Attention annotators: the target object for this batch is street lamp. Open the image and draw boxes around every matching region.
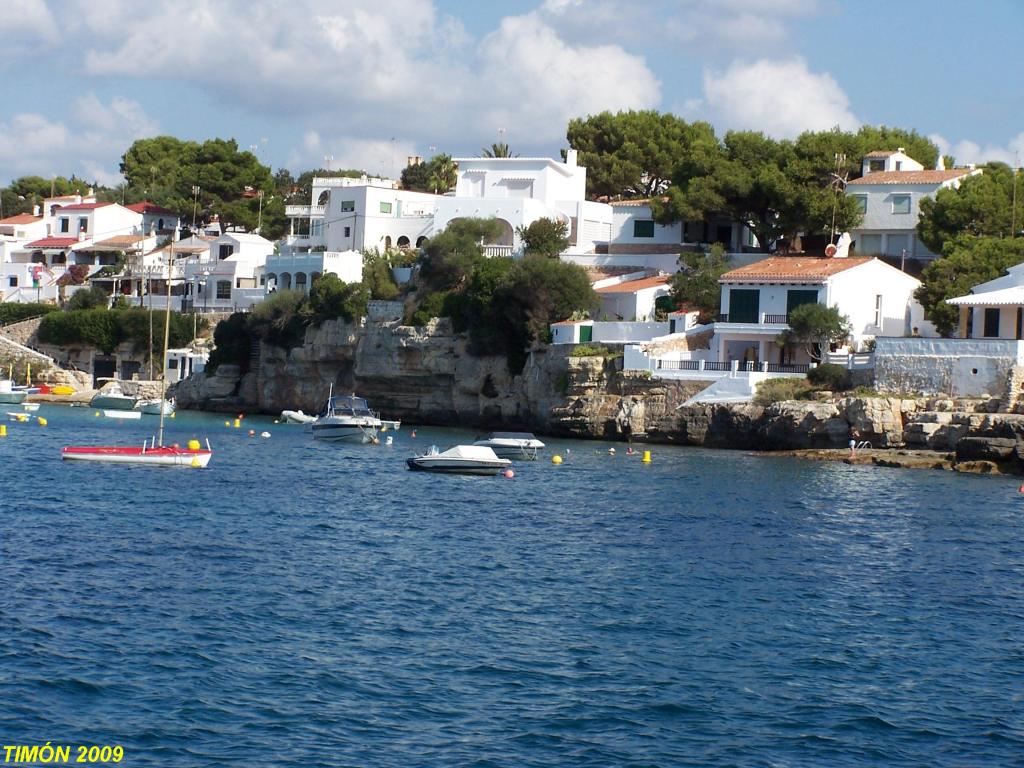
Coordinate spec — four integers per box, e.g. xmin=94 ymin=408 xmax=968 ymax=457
xmin=191 ymin=185 xmax=200 ymax=230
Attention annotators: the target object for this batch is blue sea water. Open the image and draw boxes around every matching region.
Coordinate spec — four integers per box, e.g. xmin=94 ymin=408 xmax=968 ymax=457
xmin=1 ymin=405 xmax=1023 ymax=766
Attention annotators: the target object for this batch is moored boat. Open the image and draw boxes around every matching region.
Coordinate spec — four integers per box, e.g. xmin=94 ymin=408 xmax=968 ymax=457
xmin=0 ymin=380 xmax=27 ymax=405
xmin=406 ymin=445 xmax=512 ymax=476
xmin=311 ymin=390 xmax=382 ymax=443
xmin=90 ymin=382 xmax=137 ymax=410
xmin=280 ymin=409 xmax=317 ymax=425
xmin=137 ymin=397 xmax=175 ymax=416
xmin=62 ymin=439 xmax=213 ymax=467
xmin=472 ymin=432 xmax=546 ymax=460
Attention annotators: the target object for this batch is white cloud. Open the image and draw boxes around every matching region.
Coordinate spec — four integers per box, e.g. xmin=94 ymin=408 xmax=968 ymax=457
xmin=931 ymin=132 xmax=1024 ymax=167
xmin=289 ymin=132 xmax=418 ymax=179
xmin=688 ymin=57 xmax=859 ymax=138
xmin=0 ymin=96 xmax=159 ymax=185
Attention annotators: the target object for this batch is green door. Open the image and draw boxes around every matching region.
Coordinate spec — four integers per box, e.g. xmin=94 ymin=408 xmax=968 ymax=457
xmin=786 ymin=289 xmax=819 ymax=315
xmin=729 ymin=289 xmax=760 ymax=323
xmin=579 ymin=325 xmax=593 ymax=343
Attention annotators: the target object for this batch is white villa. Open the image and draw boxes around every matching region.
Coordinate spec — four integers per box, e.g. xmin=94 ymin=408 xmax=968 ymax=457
xmin=847 ymin=149 xmax=981 ymax=261
xmin=946 ymin=262 xmax=1024 ymax=339
xmin=180 ymin=232 xmax=272 ymax=312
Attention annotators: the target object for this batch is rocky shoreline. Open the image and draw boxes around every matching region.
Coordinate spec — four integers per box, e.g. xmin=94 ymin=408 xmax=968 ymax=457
xmin=170 ymin=318 xmax=1024 ymax=475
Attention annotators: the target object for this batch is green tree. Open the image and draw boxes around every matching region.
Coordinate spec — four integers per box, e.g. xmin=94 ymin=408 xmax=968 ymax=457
xmin=418 ymin=218 xmax=503 ymax=291
xmin=362 ymin=258 xmax=400 ymax=301
xmin=308 ymin=274 xmax=369 ymax=323
xmin=854 ymin=125 xmax=939 ymax=170
xmin=67 ymin=286 xmax=110 ymax=310
xmin=776 ymin=303 xmax=851 ymax=363
xmin=655 ymin=130 xmax=803 ymax=253
xmin=516 ymin=217 xmax=570 ymax=258
xmin=566 ymin=110 xmax=717 ymax=199
xmin=481 ymin=143 xmax=517 ymax=158
xmin=668 ymin=244 xmax=729 ymax=320
xmin=914 ymin=235 xmax=1024 ymax=336
xmin=918 ymin=163 xmax=1019 ymax=253
xmin=2 ymin=175 xmax=101 ymax=217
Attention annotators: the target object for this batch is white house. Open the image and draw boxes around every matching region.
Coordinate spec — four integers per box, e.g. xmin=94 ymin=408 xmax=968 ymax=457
xmin=846 ymin=149 xmax=981 ymax=260
xmin=180 ymin=232 xmax=272 ymax=312
xmin=946 ymin=262 xmax=1024 ymax=339
xmin=0 ymin=213 xmax=48 ymax=301
xmin=433 ymin=150 xmax=613 ymax=256
xmin=594 ymin=273 xmax=671 ymax=322
xmin=712 ymin=255 xmax=927 ymax=364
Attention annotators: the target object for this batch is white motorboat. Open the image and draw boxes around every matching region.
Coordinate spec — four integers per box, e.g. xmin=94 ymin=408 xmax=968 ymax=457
xmin=137 ymin=398 xmax=175 ymax=416
xmin=280 ymin=409 xmax=317 ymax=425
xmin=104 ymin=409 xmax=142 ymax=420
xmin=0 ymin=380 xmax=27 ymax=405
xmin=472 ymin=431 xmax=546 ymax=460
xmin=406 ymin=445 xmax=512 ymax=476
xmin=90 ymin=382 xmax=137 ymax=410
xmin=311 ymin=390 xmax=382 ymax=443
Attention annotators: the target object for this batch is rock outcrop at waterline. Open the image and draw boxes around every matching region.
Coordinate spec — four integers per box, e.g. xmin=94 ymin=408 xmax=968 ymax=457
xmin=173 ymin=318 xmax=1024 ymax=472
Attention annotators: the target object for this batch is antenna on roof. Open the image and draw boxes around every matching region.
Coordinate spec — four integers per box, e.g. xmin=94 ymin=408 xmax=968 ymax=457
xmin=829 ymin=153 xmax=849 ymax=247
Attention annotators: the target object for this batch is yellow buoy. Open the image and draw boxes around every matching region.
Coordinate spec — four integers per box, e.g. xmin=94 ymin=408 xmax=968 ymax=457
xmin=642 ymin=450 xmax=651 ymax=463
xmin=233 ymin=418 xmax=241 ymax=428
xmin=551 ymin=454 xmax=563 ymax=465
xmin=37 ymin=417 xmax=47 ymax=427
xmin=191 ymin=457 xmax=202 ymax=468
xmin=95 ymin=411 xmax=101 ymax=417
xmin=0 ymin=424 xmax=6 ymax=437
xmin=224 ymin=420 xmax=230 ymax=427
xmin=170 ymin=412 xmax=176 ymax=419
xmin=187 ymin=439 xmax=201 ymax=451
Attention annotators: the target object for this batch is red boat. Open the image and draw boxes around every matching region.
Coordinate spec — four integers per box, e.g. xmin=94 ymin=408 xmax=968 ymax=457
xmin=61 ymin=439 xmax=213 ymax=467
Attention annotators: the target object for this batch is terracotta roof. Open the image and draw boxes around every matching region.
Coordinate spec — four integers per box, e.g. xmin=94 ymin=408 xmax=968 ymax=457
xmin=848 ymin=169 xmax=975 ymax=185
xmin=58 ymin=201 xmax=114 ymax=211
xmin=595 ymin=275 xmax=671 ymax=293
xmin=0 ymin=214 xmax=42 ymax=225
xmin=584 ymin=266 xmax=646 ymax=281
xmin=864 ymin=150 xmax=898 ymax=157
xmin=125 ymin=201 xmax=176 ymax=215
xmin=721 ymin=256 xmax=874 ymax=283
xmin=24 ymin=236 xmax=79 ymax=248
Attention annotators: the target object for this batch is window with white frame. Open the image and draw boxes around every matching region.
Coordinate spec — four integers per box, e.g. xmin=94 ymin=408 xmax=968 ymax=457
xmin=892 ymin=195 xmax=911 ymax=214
xmin=379 ymin=201 xmax=392 ymax=214
xmin=78 ymin=217 xmax=88 ymax=232
xmin=874 ymin=294 xmax=883 ymax=327
xmin=853 ymin=195 xmax=867 ymax=214
xmin=859 ymin=234 xmax=883 ymax=254
xmin=59 ymin=218 xmax=69 ymax=233
xmin=340 ymin=200 xmax=355 ymax=212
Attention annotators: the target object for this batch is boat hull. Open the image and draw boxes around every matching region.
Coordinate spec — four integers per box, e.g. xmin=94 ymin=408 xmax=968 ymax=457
xmin=0 ymin=392 xmax=27 ymax=404
xmin=61 ymin=446 xmax=213 ymax=467
xmin=90 ymin=395 xmax=137 ymax=410
xmin=405 ymin=457 xmax=510 ymax=475
xmin=311 ymin=420 xmax=380 ymax=443
xmin=138 ymin=399 xmax=175 ymax=416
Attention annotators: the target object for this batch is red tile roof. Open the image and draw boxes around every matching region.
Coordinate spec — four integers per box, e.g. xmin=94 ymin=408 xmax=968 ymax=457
xmin=24 ymin=237 xmax=79 ymax=248
xmin=125 ymin=201 xmax=176 ymax=215
xmin=58 ymin=201 xmax=114 ymax=211
xmin=848 ymin=169 xmax=975 ymax=185
xmin=721 ymin=256 xmax=873 ymax=283
xmin=0 ymin=214 xmax=42 ymax=225
xmin=595 ymin=275 xmax=671 ymax=293
xmin=92 ymin=235 xmax=146 ymax=249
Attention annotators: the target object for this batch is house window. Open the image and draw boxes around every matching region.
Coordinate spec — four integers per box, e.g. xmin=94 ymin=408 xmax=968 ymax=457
xmin=79 ymin=217 xmax=88 ymax=232
xmin=633 ymin=220 xmax=655 ymax=238
xmin=892 ymin=195 xmax=911 ymax=214
xmin=216 ymin=280 xmax=231 ymax=299
xmin=869 ymin=159 xmax=885 ymax=172
xmin=874 ymin=294 xmax=883 ymax=327
xmin=343 ymin=226 xmax=351 ymax=237
xmin=895 ymin=161 xmax=902 ymax=171
xmin=8 ymin=276 xmax=17 ymax=287
xmin=158 ymin=218 xmax=164 ymax=229
xmin=886 ymin=234 xmax=909 ymax=258
xmin=728 ymin=288 xmax=760 ymax=323
xmin=859 ymin=234 xmax=883 ymax=254
xmin=219 ymin=244 xmax=234 ymax=259
xmin=340 ymin=200 xmax=355 ymax=212
xmin=786 ymin=289 xmax=818 ymax=315
xmin=379 ymin=202 xmax=392 ymax=214
xmin=983 ymin=308 xmax=1000 ymax=338
xmin=60 ymin=218 xmax=69 ymax=233
xmin=853 ymin=195 xmax=867 ymax=214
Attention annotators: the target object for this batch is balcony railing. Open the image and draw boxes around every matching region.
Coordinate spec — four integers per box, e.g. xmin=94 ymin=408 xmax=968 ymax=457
xmin=483 ymin=244 xmax=514 ymax=258
xmin=656 ymin=359 xmax=703 ymax=371
xmin=285 ymin=205 xmax=326 ymax=217
xmin=716 ymin=312 xmax=791 ymax=324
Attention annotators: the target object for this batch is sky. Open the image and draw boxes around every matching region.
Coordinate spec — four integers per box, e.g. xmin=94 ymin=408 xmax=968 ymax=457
xmin=1 ymin=0 xmax=1022 ymax=187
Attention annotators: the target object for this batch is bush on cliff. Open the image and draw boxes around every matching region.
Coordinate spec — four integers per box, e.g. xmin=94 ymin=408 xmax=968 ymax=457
xmin=206 ymin=312 xmax=253 ymax=374
xmin=806 ymin=362 xmax=852 ymax=391
xmin=249 ymin=289 xmax=311 ymax=349
xmin=67 ymin=286 xmax=111 ymax=310
xmin=0 ymin=302 xmax=59 ymax=325
xmin=408 ymin=291 xmax=450 ymax=326
xmin=36 ymin=307 xmax=199 ymax=355
xmin=309 ymin=274 xmax=369 ymax=324
xmin=418 ymin=218 xmax=501 ymax=292
xmin=753 ymin=377 xmax=814 ymax=406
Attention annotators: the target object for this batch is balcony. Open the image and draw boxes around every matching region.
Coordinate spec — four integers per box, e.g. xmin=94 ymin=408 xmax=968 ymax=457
xmin=285 ymin=205 xmax=326 ymax=217
xmin=716 ymin=312 xmax=791 ymax=325
xmin=483 ymin=244 xmax=515 ymax=258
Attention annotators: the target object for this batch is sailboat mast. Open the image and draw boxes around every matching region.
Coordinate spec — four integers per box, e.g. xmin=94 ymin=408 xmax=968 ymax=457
xmin=157 ymin=232 xmax=175 ymax=447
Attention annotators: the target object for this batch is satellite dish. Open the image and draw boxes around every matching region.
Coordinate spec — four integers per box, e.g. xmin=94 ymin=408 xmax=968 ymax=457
xmin=825 ymin=244 xmax=838 ymax=257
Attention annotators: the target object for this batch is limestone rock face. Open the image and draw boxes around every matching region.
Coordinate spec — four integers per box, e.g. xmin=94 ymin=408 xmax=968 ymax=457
xmin=838 ymin=397 xmax=906 ymax=447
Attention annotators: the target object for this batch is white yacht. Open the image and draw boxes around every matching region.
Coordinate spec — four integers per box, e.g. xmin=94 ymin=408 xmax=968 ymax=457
xmin=406 ymin=445 xmax=512 ymax=475
xmin=472 ymin=432 xmax=546 ymax=460
xmin=311 ymin=392 xmax=382 ymax=443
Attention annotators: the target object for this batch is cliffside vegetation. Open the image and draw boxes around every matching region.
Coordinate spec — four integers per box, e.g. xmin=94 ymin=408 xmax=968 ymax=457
xmin=0 ymin=302 xmax=59 ymax=325
xmin=37 ymin=307 xmax=204 ymax=356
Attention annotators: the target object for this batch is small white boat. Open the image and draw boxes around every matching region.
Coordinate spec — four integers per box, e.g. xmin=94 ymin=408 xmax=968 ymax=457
xmin=280 ymin=409 xmax=317 ymax=425
xmin=62 ymin=438 xmax=213 ymax=467
xmin=406 ymin=445 xmax=512 ymax=476
xmin=472 ymin=432 xmax=546 ymax=460
xmin=21 ymin=403 xmax=40 ymax=412
xmin=311 ymin=390 xmax=382 ymax=443
xmin=380 ymin=419 xmax=401 ymax=431
xmin=6 ymin=411 xmax=32 ymax=422
xmin=137 ymin=398 xmax=175 ymax=416
xmin=104 ymin=409 xmax=142 ymax=420
xmin=0 ymin=380 xmax=27 ymax=405
xmin=90 ymin=382 xmax=137 ymax=410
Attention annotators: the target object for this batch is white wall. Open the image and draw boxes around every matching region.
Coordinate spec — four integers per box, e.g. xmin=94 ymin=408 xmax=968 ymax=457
xmin=874 ymin=337 xmax=1024 ymax=397
xmin=611 ymin=204 xmax=682 ymax=246
xmin=828 ymin=259 xmax=921 ymax=342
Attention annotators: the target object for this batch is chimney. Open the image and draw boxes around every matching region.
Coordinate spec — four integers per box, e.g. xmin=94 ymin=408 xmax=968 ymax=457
xmin=565 ymin=149 xmax=578 ymax=167
xmin=897 ymin=147 xmax=905 ymax=153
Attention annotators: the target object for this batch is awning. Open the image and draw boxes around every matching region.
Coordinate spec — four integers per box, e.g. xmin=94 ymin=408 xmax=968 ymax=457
xmin=946 ymin=286 xmax=1024 ymax=306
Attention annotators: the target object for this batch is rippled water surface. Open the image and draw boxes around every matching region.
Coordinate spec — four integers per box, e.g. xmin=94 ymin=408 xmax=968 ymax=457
xmin=1 ymin=406 xmax=1023 ymax=766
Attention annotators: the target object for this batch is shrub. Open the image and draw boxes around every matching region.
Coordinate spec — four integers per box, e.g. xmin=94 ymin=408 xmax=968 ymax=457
xmin=249 ymin=289 xmax=311 ymax=348
xmin=409 ymin=291 xmax=449 ymax=326
xmin=807 ymin=362 xmax=852 ymax=391
xmin=753 ymin=377 xmax=814 ymax=406
xmin=206 ymin=312 xmax=253 ymax=374
xmin=570 ymin=344 xmax=621 ymax=358
xmin=38 ymin=308 xmax=121 ymax=353
xmin=309 ymin=275 xmax=368 ymax=323
xmin=67 ymin=286 xmax=110 ymax=310
xmin=362 ymin=259 xmax=400 ymax=301
xmin=0 ymin=303 xmax=59 ymax=325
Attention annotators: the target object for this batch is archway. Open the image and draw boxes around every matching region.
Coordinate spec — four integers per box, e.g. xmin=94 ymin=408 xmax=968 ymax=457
xmin=279 ymin=271 xmax=292 ymax=290
xmin=316 ymin=191 xmax=330 ymax=206
xmin=416 ymin=236 xmax=428 ymax=247
xmin=294 ymin=272 xmax=308 ymax=293
xmin=396 ymin=235 xmax=410 ymax=248
xmin=384 ymin=236 xmax=392 ymax=249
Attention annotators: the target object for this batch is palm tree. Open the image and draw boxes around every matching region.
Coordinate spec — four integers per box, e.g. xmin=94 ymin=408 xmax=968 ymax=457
xmin=480 ymin=142 xmax=517 ymax=158
xmin=427 ymin=154 xmax=458 ymax=194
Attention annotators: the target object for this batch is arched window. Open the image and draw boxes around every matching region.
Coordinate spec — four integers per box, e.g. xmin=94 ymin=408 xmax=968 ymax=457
xmin=384 ymin=236 xmax=392 ymax=248
xmin=396 ymin=236 xmax=410 ymax=248
xmin=157 ymin=218 xmax=164 ymax=230
xmin=416 ymin=236 xmax=428 ymax=247
xmin=317 ymin=191 xmax=330 ymax=206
